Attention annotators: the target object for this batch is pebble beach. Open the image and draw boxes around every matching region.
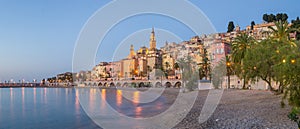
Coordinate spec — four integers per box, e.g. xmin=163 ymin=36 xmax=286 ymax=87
xmin=172 ymin=89 xmax=297 ymax=129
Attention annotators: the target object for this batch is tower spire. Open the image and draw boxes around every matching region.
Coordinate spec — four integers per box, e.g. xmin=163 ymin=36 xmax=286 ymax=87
xmin=152 ymin=26 xmax=154 ymax=33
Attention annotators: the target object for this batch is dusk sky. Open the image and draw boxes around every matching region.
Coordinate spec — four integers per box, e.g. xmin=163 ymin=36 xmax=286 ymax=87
xmin=0 ymin=0 xmax=299 ymax=82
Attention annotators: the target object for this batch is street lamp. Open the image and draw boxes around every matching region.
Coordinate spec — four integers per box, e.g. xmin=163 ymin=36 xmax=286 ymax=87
xmin=226 ymin=61 xmax=231 ymax=89
xmin=282 ymin=59 xmax=286 ymax=63
xmin=291 ymin=59 xmax=296 ymax=64
xmin=135 ymin=70 xmax=138 ymax=79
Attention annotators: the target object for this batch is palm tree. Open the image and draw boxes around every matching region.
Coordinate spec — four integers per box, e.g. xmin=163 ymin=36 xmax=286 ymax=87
xmin=231 ymin=33 xmax=255 ymax=89
xmin=232 ymin=33 xmax=255 ymax=63
xmin=268 ymin=20 xmax=297 ymax=47
xmin=177 ymin=56 xmax=198 ymax=91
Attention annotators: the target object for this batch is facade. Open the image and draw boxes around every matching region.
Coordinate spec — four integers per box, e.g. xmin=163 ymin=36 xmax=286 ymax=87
xmin=56 ymin=72 xmax=73 ymax=83
xmin=111 ymin=61 xmax=123 ymax=80
xmin=49 ymin=20 xmax=300 ymax=90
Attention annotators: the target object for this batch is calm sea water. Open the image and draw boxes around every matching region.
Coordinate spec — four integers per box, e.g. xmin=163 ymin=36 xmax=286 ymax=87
xmin=0 ymin=88 xmax=170 ymax=129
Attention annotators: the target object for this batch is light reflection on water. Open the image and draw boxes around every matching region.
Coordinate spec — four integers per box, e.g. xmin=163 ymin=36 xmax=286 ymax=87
xmin=0 ymin=88 xmax=100 ymax=129
xmin=93 ymin=88 xmax=169 ymax=118
xmin=116 ymin=89 xmax=122 ymax=107
xmin=0 ymin=88 xmax=174 ymax=129
xmin=101 ymin=89 xmax=106 ymax=110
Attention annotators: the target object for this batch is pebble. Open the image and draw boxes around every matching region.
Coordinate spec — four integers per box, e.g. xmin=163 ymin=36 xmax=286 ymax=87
xmin=172 ymin=90 xmax=298 ymax=128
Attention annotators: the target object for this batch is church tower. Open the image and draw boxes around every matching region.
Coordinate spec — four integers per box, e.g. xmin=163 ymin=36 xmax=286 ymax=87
xmin=149 ymin=27 xmax=156 ymax=50
xmin=129 ymin=44 xmax=135 ymax=59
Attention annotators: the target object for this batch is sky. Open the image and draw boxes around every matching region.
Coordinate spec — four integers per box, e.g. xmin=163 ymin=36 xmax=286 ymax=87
xmin=0 ymin=0 xmax=299 ymax=82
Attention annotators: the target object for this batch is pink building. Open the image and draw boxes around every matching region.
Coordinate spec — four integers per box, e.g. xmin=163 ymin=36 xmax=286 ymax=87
xmin=209 ymin=33 xmax=231 ymax=67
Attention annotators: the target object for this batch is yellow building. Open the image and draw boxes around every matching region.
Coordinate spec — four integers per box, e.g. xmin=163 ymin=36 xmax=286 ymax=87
xmin=122 ymin=44 xmax=138 ymax=79
xmin=162 ymin=53 xmax=175 ymax=71
xmin=136 ymin=46 xmax=148 ymax=76
xmin=112 ymin=61 xmax=123 ymax=79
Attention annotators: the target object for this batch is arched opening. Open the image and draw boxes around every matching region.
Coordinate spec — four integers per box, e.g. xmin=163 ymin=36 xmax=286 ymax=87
xmin=165 ymin=82 xmax=172 ymax=88
xmin=110 ymin=82 xmax=115 ymax=87
xmin=174 ymin=82 xmax=182 ymax=88
xmin=130 ymin=83 xmax=137 ymax=88
xmin=98 ymin=83 xmax=103 ymax=87
xmin=122 ymin=82 xmax=128 ymax=87
xmin=116 ymin=83 xmax=121 ymax=87
xmin=84 ymin=83 xmax=88 ymax=86
xmin=155 ymin=82 xmax=162 ymax=87
xmin=147 ymin=82 xmax=153 ymax=87
xmin=93 ymin=83 xmax=97 ymax=86
xmin=103 ymin=82 xmax=107 ymax=87
xmin=138 ymin=82 xmax=145 ymax=88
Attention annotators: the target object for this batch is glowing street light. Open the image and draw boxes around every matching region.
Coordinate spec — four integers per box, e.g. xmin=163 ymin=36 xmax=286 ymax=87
xmin=226 ymin=61 xmax=231 ymax=89
xmin=226 ymin=62 xmax=231 ymax=66
xmin=291 ymin=59 xmax=296 ymax=64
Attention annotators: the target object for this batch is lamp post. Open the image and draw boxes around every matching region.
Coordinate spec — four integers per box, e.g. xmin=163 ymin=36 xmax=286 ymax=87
xmin=135 ymin=70 xmax=138 ymax=80
xmin=226 ymin=62 xmax=231 ymax=89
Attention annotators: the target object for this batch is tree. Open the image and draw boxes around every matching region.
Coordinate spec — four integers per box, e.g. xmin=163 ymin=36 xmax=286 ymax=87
xmin=174 ymin=62 xmax=179 ymax=70
xmin=263 ymin=14 xmax=269 ymax=22
xmin=267 ymin=21 xmax=299 ymax=93
xmin=227 ymin=21 xmax=235 ymax=33
xmin=177 ymin=56 xmax=198 ymax=91
xmin=232 ymin=21 xmax=300 ymax=126
xmin=199 ymin=47 xmax=211 ymax=80
xmin=282 ymin=13 xmax=288 ymax=21
xmin=268 ymin=20 xmax=296 ymax=47
xmin=163 ymin=62 xmax=170 ymax=79
xmin=251 ymin=21 xmax=255 ymax=30
xmin=291 ymin=17 xmax=300 ymax=40
xmin=279 ymin=41 xmax=300 ymax=127
xmin=276 ymin=13 xmax=283 ymax=21
xmin=288 ymin=107 xmax=300 ymax=128
xmin=231 ymin=33 xmax=255 ymax=89
xmin=268 ymin=14 xmax=276 ymax=23
xmin=242 ymin=39 xmax=276 ymax=91
xmin=239 ymin=20 xmax=296 ymax=91
xmin=263 ymin=13 xmax=288 ymax=23
xmin=211 ymin=57 xmax=227 ymax=89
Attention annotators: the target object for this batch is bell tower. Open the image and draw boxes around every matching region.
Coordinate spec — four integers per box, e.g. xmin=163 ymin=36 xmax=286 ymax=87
xmin=129 ymin=44 xmax=135 ymax=58
xmin=149 ymin=27 xmax=156 ymax=50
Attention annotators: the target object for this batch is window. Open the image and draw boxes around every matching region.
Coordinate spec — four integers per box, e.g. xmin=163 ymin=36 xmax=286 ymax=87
xmin=221 ymin=49 xmax=224 ymax=54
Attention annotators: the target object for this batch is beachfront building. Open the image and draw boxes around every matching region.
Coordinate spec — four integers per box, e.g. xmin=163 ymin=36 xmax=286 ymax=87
xmin=92 ymin=62 xmax=110 ymax=80
xmin=136 ymin=46 xmax=148 ymax=78
xmin=111 ymin=61 xmax=123 ymax=80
